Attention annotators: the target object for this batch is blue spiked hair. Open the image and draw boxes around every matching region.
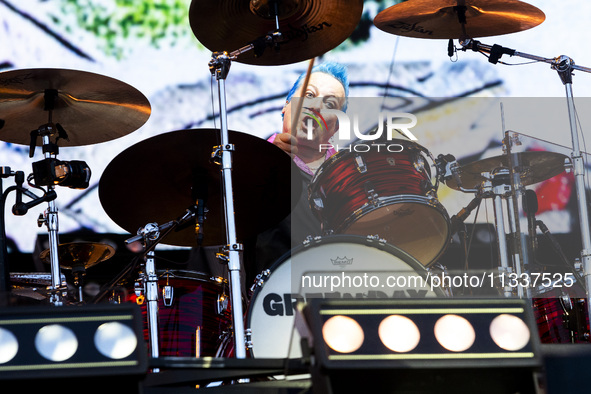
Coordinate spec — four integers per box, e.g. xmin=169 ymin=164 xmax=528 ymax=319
xmin=285 ymin=61 xmax=349 ymax=112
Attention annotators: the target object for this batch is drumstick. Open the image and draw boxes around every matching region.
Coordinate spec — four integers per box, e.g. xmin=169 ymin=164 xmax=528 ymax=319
xmin=291 ymin=57 xmax=315 ymax=136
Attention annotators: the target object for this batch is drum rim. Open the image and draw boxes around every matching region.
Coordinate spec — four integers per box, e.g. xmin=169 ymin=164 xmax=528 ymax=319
xmin=246 ymin=234 xmax=447 ymax=356
xmin=337 ymin=194 xmax=451 ymax=267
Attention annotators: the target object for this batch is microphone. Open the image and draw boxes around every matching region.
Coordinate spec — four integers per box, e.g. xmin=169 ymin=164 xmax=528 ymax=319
xmin=450 ymin=196 xmax=482 ymax=234
xmin=522 ymin=189 xmax=538 ymax=253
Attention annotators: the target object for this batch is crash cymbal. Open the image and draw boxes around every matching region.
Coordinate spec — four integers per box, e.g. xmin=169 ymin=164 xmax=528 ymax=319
xmin=445 ymin=151 xmax=569 ymax=190
xmin=374 ymin=0 xmax=545 ymax=39
xmin=0 ymin=68 xmax=151 ymax=146
xmin=98 ymin=129 xmax=302 ymax=247
xmin=39 ymin=242 xmax=115 ymax=270
xmin=189 ymin=0 xmax=363 ymax=65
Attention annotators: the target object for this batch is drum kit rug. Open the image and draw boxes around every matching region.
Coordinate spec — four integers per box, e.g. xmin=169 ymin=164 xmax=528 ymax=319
xmin=1 ymin=0 xmax=590 ymax=364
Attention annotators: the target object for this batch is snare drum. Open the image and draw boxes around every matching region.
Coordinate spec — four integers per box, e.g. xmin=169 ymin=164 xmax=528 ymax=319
xmin=126 ymin=270 xmax=232 ymax=357
xmin=309 ymin=141 xmax=450 ymax=267
xmin=245 ymin=235 xmax=444 ymax=359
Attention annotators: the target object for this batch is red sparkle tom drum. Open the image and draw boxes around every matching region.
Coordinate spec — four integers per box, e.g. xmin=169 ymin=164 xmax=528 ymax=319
xmin=309 ymin=140 xmax=450 ymax=267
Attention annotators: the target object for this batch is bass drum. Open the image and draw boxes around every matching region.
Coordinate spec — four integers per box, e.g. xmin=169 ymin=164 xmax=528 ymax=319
xmin=245 ymin=235 xmax=444 ymax=359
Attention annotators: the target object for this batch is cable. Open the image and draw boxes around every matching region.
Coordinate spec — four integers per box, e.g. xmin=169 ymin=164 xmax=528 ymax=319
xmin=381 ymin=35 xmax=400 ymax=112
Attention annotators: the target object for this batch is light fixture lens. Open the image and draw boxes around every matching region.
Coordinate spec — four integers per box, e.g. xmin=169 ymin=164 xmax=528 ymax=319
xmin=434 ymin=314 xmax=475 ymax=352
xmin=490 ymin=314 xmax=531 ymax=351
xmin=35 ymin=324 xmax=78 ymax=362
xmin=379 ymin=315 xmax=420 ymax=352
xmin=0 ymin=327 xmax=18 ymax=364
xmin=322 ymin=315 xmax=364 ymax=353
xmin=94 ymin=322 xmax=138 ymax=359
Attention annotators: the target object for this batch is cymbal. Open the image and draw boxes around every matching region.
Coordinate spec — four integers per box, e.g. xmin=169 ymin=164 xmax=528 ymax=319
xmin=374 ymin=0 xmax=545 ymax=39
xmin=40 ymin=242 xmax=115 ymax=270
xmin=98 ymin=129 xmax=302 ymax=247
xmin=189 ymin=0 xmax=363 ymax=65
xmin=445 ymin=151 xmax=569 ymax=190
xmin=0 ymin=68 xmax=151 ymax=146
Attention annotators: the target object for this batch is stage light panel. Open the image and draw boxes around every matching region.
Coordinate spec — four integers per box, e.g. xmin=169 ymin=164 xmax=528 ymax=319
xmin=0 ymin=303 xmax=147 ymax=380
xmin=300 ymin=298 xmax=542 ymax=394
xmin=302 ymin=298 xmax=540 ymax=369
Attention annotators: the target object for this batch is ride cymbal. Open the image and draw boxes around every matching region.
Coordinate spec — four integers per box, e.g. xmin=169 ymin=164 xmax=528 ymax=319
xmin=99 ymin=129 xmax=302 ymax=247
xmin=374 ymin=0 xmax=545 ymax=39
xmin=444 ymin=151 xmax=569 ymax=190
xmin=0 ymin=68 xmax=151 ymax=146
xmin=189 ymin=0 xmax=363 ymax=65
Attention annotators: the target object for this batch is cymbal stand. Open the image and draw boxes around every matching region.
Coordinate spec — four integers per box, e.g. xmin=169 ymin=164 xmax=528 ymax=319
xmin=208 ymin=32 xmax=282 ymax=359
xmin=30 ymin=115 xmax=67 ymax=306
xmin=128 ymin=208 xmax=197 ymax=363
xmin=460 ymin=40 xmax=591 ymax=313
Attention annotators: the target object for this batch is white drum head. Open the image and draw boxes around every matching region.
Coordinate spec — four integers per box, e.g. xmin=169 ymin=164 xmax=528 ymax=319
xmin=247 ymin=235 xmax=443 ymax=359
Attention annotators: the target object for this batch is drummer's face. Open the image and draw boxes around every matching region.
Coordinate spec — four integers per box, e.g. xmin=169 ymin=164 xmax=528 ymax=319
xmin=282 ymin=72 xmax=346 ymax=149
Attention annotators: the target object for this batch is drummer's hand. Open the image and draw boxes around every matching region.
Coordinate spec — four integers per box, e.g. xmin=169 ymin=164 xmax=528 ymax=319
xmin=272 ymin=133 xmax=298 ymax=157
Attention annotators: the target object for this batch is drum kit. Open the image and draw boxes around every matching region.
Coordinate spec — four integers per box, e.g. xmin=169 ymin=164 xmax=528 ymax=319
xmin=1 ymin=0 xmax=590 ymax=369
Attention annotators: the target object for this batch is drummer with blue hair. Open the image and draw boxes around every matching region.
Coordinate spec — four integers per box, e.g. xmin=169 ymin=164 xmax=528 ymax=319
xmin=254 ymin=62 xmax=350 ymax=276
xmin=269 ymin=61 xmax=349 ymax=175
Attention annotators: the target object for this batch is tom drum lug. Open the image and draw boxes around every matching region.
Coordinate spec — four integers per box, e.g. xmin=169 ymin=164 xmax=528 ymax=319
xmin=354 ymin=154 xmax=367 ymax=173
xmin=245 ymin=328 xmax=253 ymax=350
xmin=217 ymin=293 xmax=229 ymax=315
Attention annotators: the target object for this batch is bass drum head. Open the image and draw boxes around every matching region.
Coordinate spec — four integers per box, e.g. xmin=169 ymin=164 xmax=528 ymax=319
xmin=246 ymin=235 xmax=444 ymax=359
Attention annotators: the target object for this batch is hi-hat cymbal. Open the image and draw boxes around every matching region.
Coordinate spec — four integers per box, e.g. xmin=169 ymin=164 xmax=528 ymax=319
xmin=189 ymin=0 xmax=363 ymax=65
xmin=374 ymin=0 xmax=545 ymax=39
xmin=445 ymin=151 xmax=569 ymax=190
xmin=0 ymin=68 xmax=151 ymax=146
xmin=98 ymin=129 xmax=302 ymax=247
xmin=39 ymin=242 xmax=115 ymax=270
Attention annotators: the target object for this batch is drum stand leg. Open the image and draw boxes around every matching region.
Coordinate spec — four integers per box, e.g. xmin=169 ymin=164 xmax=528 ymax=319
xmin=504 ymin=194 xmax=527 ymax=298
xmin=44 ymin=193 xmax=66 ymax=305
xmin=486 ymin=172 xmax=528 ymax=298
xmin=492 ymin=192 xmax=513 ymax=297
xmin=144 ymin=250 xmax=160 ymax=360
